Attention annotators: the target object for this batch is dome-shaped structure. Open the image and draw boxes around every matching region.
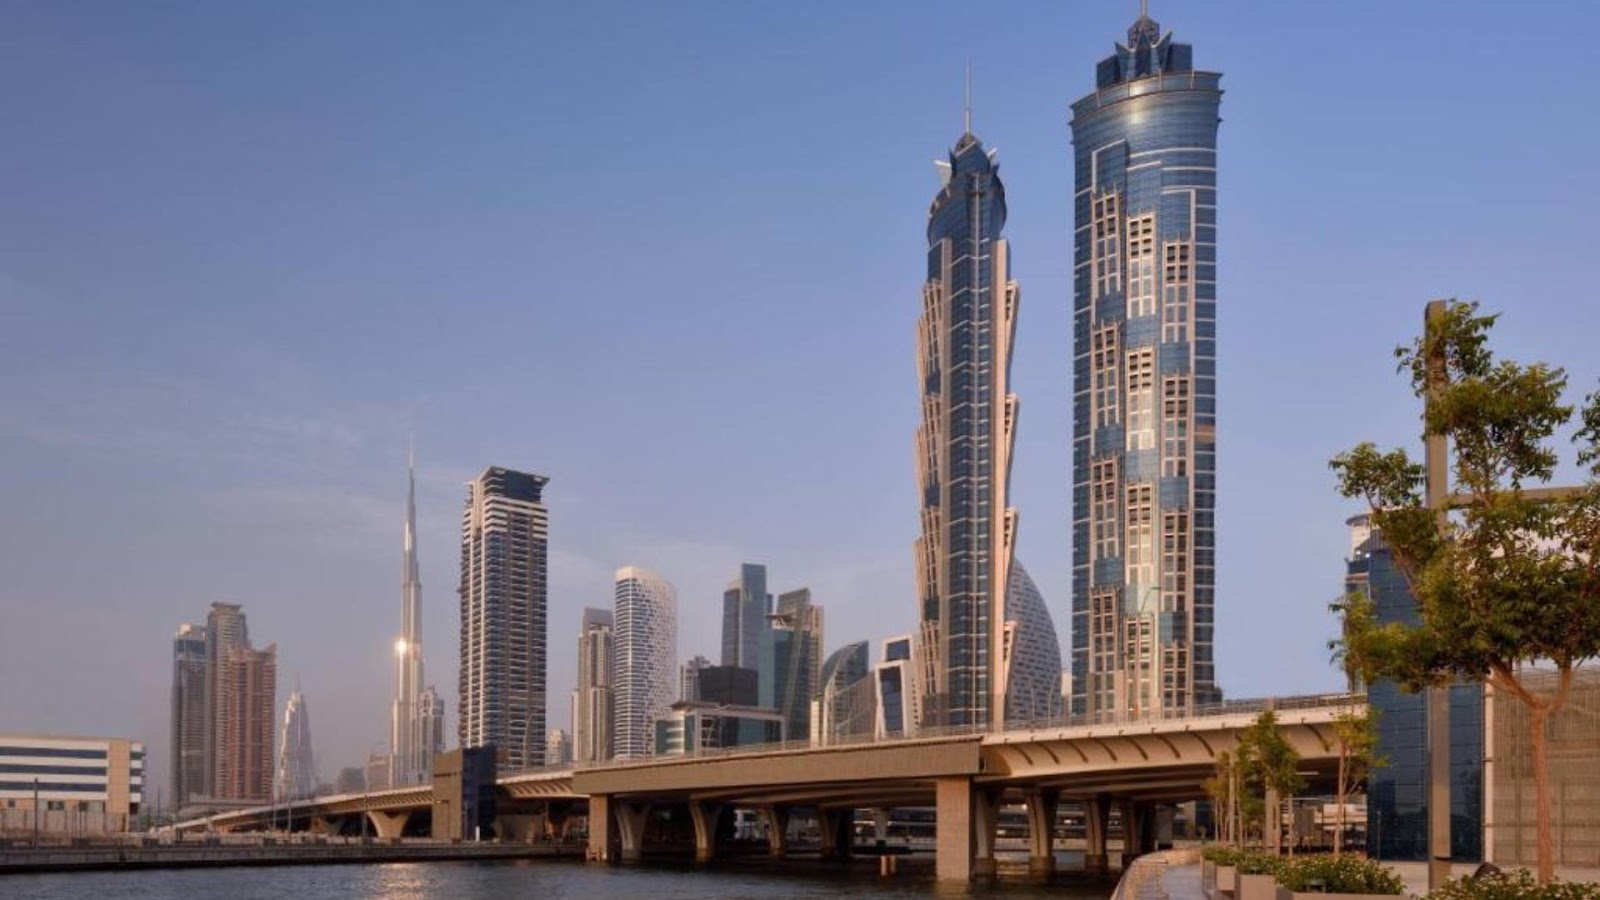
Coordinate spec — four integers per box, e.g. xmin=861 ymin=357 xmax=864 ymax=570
xmin=1005 ymin=560 xmax=1065 ymax=725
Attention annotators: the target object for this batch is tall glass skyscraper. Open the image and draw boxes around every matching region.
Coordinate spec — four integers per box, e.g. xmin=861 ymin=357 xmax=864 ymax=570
xmin=458 ymin=467 xmax=549 ymax=770
xmin=170 ymin=623 xmax=207 ymax=811
xmin=1070 ymin=9 xmax=1223 ymax=719
xmin=914 ymin=118 xmax=1020 ymax=731
xmin=613 ymin=567 xmax=677 ymax=760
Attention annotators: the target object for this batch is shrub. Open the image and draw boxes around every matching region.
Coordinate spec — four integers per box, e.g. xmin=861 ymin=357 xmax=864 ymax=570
xmin=1426 ymin=869 xmax=1600 ymax=900
xmin=1204 ymin=845 xmax=1245 ymax=866
xmin=1235 ymin=849 xmax=1286 ymax=876
xmin=1277 ymin=854 xmax=1404 ymax=895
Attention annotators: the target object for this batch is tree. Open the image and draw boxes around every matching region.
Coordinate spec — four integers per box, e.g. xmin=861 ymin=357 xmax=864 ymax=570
xmin=1330 ymin=300 xmax=1600 ymax=883
xmin=1204 ymin=749 xmax=1247 ymax=845
xmin=1329 ymin=706 xmax=1382 ymax=857
xmin=1236 ymin=710 xmax=1306 ymax=853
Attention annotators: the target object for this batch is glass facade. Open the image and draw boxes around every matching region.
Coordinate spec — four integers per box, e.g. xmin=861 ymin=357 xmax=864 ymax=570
xmin=1004 ymin=560 xmax=1065 ymax=723
xmin=1346 ymin=516 xmax=1483 ymax=861
xmin=915 ymin=125 xmax=1020 ymax=729
xmin=612 ymin=567 xmax=677 ymax=760
xmin=1070 ymin=12 xmax=1222 ymax=719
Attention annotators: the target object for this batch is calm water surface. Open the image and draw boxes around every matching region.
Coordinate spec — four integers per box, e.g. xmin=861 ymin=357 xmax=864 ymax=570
xmin=5 ymin=856 xmax=1119 ymax=899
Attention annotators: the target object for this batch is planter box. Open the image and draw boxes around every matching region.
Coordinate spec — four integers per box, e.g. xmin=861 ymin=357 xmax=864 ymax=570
xmin=1216 ymin=865 xmax=1238 ymax=895
xmin=1239 ymin=873 xmax=1278 ymax=900
xmin=1203 ymin=861 xmax=1217 ymax=896
xmin=1276 ymin=889 xmax=1401 ymax=900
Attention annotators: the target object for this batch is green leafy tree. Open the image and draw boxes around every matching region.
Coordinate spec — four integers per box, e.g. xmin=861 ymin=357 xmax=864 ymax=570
xmin=1330 ymin=706 xmax=1382 ymax=857
xmin=1330 ymin=301 xmax=1600 ymax=883
xmin=1236 ymin=710 xmax=1306 ymax=853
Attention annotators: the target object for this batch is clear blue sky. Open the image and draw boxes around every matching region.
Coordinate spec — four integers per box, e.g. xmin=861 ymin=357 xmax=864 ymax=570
xmin=3 ymin=1 xmax=1597 ymax=798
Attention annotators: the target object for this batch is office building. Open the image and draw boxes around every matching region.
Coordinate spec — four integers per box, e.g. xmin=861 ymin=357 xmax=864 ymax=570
xmin=1345 ymin=515 xmax=1482 ymax=861
xmin=391 ymin=450 xmax=438 ymax=786
xmin=574 ymin=607 xmax=615 ymax=765
xmin=654 ymin=703 xmax=785 ymax=757
xmin=875 ymin=634 xmax=920 ymax=739
xmin=333 ymin=766 xmax=366 ymax=795
xmin=771 ymin=588 xmax=823 ymax=741
xmin=812 ymin=641 xmax=874 ymax=745
xmin=459 ymin=466 xmax=550 ymax=770
xmin=170 ymin=623 xmax=207 ymax=810
xmin=696 ymin=665 xmax=759 ymax=707
xmin=418 ymin=686 xmax=445 ymax=763
xmin=679 ymin=655 xmax=711 ymax=704
xmin=204 ymin=601 xmax=249 ymax=797
xmin=914 ymin=97 xmax=1021 ymax=731
xmin=720 ymin=563 xmax=773 ymax=704
xmin=364 ymin=750 xmax=391 ymax=792
xmin=0 ymin=735 xmax=143 ymax=834
xmin=613 ymin=567 xmax=677 ymax=760
xmin=545 ymin=728 xmax=572 ymax=767
xmin=1070 ymin=9 xmax=1224 ymax=719
xmin=1003 ymin=560 xmax=1065 ymax=724
xmin=216 ymin=644 xmax=277 ymax=802
xmin=276 ymin=689 xmax=315 ymax=800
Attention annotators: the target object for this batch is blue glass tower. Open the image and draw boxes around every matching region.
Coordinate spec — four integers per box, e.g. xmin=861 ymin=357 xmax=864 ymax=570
xmin=914 ymin=121 xmax=1020 ymax=730
xmin=1070 ymin=10 xmax=1222 ymax=718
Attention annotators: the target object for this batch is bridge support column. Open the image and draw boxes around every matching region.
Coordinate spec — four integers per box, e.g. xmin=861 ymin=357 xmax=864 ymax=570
xmin=819 ymin=808 xmax=854 ymax=861
xmin=367 ymin=810 xmax=410 ymax=840
xmin=972 ymin=787 xmax=1000 ymax=877
xmin=873 ymin=808 xmax=889 ymax=843
xmin=1084 ymin=794 xmax=1111 ymax=875
xmin=308 ymin=816 xmax=335 ymax=836
xmin=588 ymin=795 xmax=614 ymax=862
xmin=616 ymin=801 xmax=651 ymax=862
xmin=689 ymin=801 xmax=724 ymax=863
xmin=1119 ymin=800 xmax=1155 ymax=869
xmin=759 ymin=805 xmax=790 ymax=858
xmin=936 ymin=776 xmax=1001 ymax=883
xmin=1025 ymin=788 xmax=1060 ymax=875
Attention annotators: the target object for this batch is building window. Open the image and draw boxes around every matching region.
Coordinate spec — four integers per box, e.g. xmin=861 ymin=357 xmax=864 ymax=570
xmin=1126 ymin=214 xmax=1156 ymax=318
xmin=1125 ymin=347 xmax=1155 ymax=451
xmin=1162 ymin=240 xmax=1192 ymax=343
xmin=1161 ymin=376 xmax=1190 ymax=477
xmin=1161 ymin=509 xmax=1190 ymax=609
xmin=1093 ymin=193 xmax=1122 ymax=299
xmin=1125 ymin=482 xmax=1155 ymax=591
xmin=1092 ymin=324 xmax=1120 ymax=428
xmin=1090 ymin=587 xmax=1120 ymax=709
xmin=1091 ymin=454 xmax=1121 ymax=560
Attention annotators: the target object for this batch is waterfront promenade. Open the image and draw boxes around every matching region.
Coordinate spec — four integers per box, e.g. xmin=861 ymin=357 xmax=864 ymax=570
xmin=0 ymin=838 xmax=579 ymax=875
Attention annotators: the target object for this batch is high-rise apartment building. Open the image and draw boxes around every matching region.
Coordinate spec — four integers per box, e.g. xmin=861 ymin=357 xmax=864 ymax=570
xmin=216 ymin=644 xmax=276 ymax=801
xmin=545 ymin=728 xmax=572 ymax=767
xmin=679 ymin=655 xmax=711 ymax=704
xmin=874 ymin=634 xmax=920 ymax=739
xmin=613 ymin=567 xmax=676 ymax=760
xmin=204 ymin=602 xmax=249 ymax=797
xmin=458 ymin=467 xmax=550 ymax=770
xmin=720 ymin=563 xmax=772 ymax=703
xmin=1070 ymin=9 xmax=1223 ymax=719
xmin=391 ymin=451 xmax=439 ymax=786
xmin=276 ymin=689 xmax=315 ymax=800
xmin=170 ymin=623 xmax=208 ymax=810
xmin=419 ymin=686 xmax=445 ymax=764
xmin=574 ymin=607 xmax=615 ymax=765
xmin=771 ymin=588 xmax=823 ymax=740
xmin=914 ymin=109 xmax=1020 ymax=730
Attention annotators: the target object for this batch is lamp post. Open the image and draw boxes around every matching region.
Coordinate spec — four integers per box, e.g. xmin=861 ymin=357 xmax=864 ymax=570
xmin=33 ymin=778 xmax=40 ymax=846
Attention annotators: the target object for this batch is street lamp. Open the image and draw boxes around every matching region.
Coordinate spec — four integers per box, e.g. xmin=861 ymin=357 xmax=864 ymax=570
xmin=33 ymin=778 xmax=40 ymax=846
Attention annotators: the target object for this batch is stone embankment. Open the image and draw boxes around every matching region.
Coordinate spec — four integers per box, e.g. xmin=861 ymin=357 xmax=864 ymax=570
xmin=0 ymin=839 xmax=580 ymax=874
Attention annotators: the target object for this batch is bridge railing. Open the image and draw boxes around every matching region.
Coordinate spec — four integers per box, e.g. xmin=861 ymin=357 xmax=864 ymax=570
xmin=555 ymin=691 xmax=1363 ymax=773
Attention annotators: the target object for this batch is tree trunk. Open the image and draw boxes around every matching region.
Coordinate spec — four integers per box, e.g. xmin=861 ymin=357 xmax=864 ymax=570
xmin=1531 ymin=705 xmax=1552 ymax=884
xmin=1334 ymin=751 xmax=1347 ymax=858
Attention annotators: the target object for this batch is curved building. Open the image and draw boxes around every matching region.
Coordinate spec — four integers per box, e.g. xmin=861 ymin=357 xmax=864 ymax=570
xmin=914 ymin=115 xmax=1021 ymax=730
xmin=813 ymin=641 xmax=872 ymax=745
xmin=276 ymin=689 xmax=315 ymax=800
xmin=1070 ymin=9 xmax=1222 ymax=719
xmin=612 ymin=567 xmax=677 ymax=760
xmin=1003 ymin=560 xmax=1065 ymax=725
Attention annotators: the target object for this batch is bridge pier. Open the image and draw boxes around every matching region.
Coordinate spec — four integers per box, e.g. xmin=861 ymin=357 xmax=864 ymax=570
xmin=818 ymin=808 xmax=855 ymax=860
xmin=367 ymin=810 xmax=411 ymax=840
xmin=1084 ymin=793 xmax=1111 ymax=875
xmin=759 ymin=805 xmax=790 ymax=858
xmin=689 ymin=801 xmax=724 ymax=863
xmin=1025 ymin=788 xmax=1060 ymax=875
xmin=935 ymin=776 xmax=1000 ymax=882
xmin=615 ymin=801 xmax=651 ymax=862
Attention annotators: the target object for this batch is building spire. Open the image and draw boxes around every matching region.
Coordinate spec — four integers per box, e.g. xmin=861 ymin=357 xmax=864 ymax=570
xmin=963 ymin=62 xmax=972 ymax=135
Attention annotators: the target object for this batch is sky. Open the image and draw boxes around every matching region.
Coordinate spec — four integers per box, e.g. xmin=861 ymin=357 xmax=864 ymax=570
xmin=3 ymin=1 xmax=1598 ymax=803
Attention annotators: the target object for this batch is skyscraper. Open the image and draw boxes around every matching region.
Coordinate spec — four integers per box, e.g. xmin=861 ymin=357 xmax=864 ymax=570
xmin=204 ymin=602 xmax=249 ymax=797
xmin=574 ymin=607 xmax=615 ymax=765
xmin=216 ymin=644 xmax=276 ymax=802
xmin=276 ymin=689 xmax=315 ymax=800
xmin=914 ymin=100 xmax=1020 ymax=730
xmin=419 ymin=686 xmax=445 ymax=767
xmin=170 ymin=623 xmax=207 ymax=810
xmin=545 ymin=728 xmax=572 ymax=767
xmin=720 ymin=563 xmax=772 ymax=702
xmin=874 ymin=634 xmax=920 ymax=739
xmin=812 ymin=641 xmax=874 ymax=745
xmin=613 ymin=567 xmax=676 ymax=760
xmin=1002 ymin=560 xmax=1065 ymax=724
xmin=391 ymin=450 xmax=437 ymax=786
xmin=679 ymin=654 xmax=710 ymax=704
xmin=1070 ymin=8 xmax=1223 ymax=719
xmin=459 ymin=467 xmax=550 ymax=770
xmin=771 ymin=588 xmax=823 ymax=740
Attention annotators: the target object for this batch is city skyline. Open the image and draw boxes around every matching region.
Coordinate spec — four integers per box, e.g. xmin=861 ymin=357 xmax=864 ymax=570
xmin=4 ymin=1 xmax=1598 ymax=796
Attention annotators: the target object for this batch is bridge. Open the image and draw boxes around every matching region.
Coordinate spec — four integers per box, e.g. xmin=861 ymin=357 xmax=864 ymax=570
xmin=177 ymin=693 xmax=1360 ymax=881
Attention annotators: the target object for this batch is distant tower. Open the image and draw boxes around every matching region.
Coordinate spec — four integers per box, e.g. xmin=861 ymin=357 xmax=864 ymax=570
xmin=458 ymin=467 xmax=550 ymax=770
xmin=613 ymin=567 xmax=676 ymax=760
xmin=720 ymin=563 xmax=772 ymax=702
xmin=391 ymin=449 xmax=435 ymax=786
xmin=276 ymin=689 xmax=315 ymax=800
xmin=545 ymin=728 xmax=573 ymax=767
xmin=418 ymin=686 xmax=445 ymax=767
xmin=216 ymin=643 xmax=276 ymax=801
xmin=771 ymin=588 xmax=824 ymax=740
xmin=170 ymin=623 xmax=208 ymax=810
xmin=204 ymin=602 xmax=249 ymax=797
xmin=574 ymin=607 xmax=616 ymax=764
xmin=1070 ymin=7 xmax=1223 ymax=719
xmin=812 ymin=641 xmax=873 ymax=745
xmin=915 ymin=100 xmax=1021 ymax=730
xmin=1002 ymin=560 xmax=1065 ymax=724
xmin=679 ymin=655 xmax=711 ymax=704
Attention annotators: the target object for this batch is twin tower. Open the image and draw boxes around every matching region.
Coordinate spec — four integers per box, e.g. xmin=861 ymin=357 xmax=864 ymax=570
xmin=915 ymin=10 xmax=1223 ymax=729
